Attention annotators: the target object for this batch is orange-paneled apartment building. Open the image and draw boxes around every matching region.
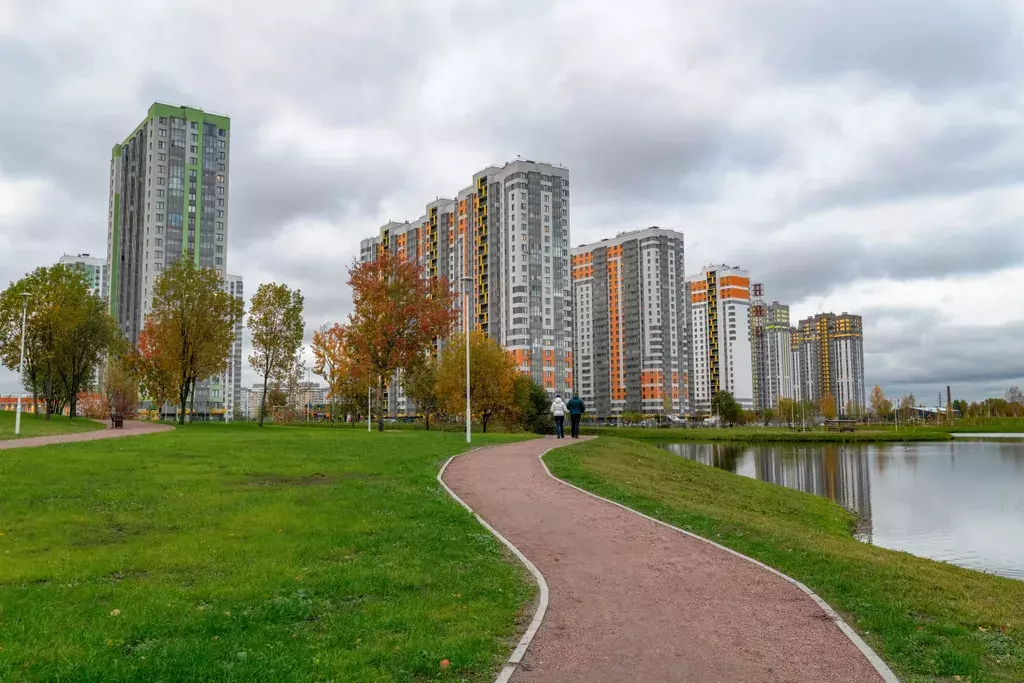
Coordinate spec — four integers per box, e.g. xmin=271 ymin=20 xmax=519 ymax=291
xmin=360 ymin=159 xmax=865 ymax=420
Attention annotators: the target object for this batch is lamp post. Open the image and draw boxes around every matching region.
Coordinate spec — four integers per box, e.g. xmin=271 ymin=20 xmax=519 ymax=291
xmin=15 ymin=292 xmax=29 ymax=436
xmin=461 ymin=276 xmax=474 ymax=444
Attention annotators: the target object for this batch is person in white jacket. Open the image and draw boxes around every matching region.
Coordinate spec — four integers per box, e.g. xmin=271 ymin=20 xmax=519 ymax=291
xmin=550 ymin=394 xmax=567 ymax=439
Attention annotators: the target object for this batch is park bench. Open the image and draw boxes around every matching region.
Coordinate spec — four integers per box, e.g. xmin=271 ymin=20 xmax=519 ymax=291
xmin=110 ymin=412 xmax=124 ymax=429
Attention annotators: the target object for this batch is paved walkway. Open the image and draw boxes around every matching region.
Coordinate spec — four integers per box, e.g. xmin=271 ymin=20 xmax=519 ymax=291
xmin=443 ymin=437 xmax=889 ymax=683
xmin=0 ymin=420 xmax=173 ymax=451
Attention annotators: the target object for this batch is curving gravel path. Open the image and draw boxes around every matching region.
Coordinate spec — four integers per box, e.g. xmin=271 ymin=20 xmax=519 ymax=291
xmin=0 ymin=419 xmax=173 ymax=451
xmin=443 ymin=436 xmax=892 ymax=683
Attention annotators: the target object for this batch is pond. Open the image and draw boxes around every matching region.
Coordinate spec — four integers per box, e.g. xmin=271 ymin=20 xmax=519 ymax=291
xmin=658 ymin=440 xmax=1024 ymax=580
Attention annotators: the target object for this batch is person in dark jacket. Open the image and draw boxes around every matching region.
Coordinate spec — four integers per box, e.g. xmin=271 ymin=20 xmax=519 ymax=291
xmin=566 ymin=393 xmax=586 ymax=438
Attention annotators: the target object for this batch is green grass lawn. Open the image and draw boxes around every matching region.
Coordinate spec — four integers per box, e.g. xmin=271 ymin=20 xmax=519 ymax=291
xmin=0 ymin=409 xmax=106 ymax=440
xmin=0 ymin=424 xmax=534 ymax=682
xmin=579 ymin=424 xmax=955 ymax=443
xmin=948 ymin=417 xmax=1024 ymax=433
xmin=546 ymin=438 xmax=1024 ymax=683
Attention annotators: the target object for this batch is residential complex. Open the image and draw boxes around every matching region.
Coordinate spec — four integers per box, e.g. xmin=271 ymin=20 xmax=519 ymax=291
xmin=751 ymin=294 xmax=794 ymax=410
xmin=360 ymin=159 xmax=573 ymax=413
xmin=571 ymin=227 xmax=689 ymax=418
xmin=792 ymin=312 xmax=865 ymax=415
xmin=223 ymin=274 xmax=244 ymax=421
xmin=107 ymin=102 xmax=231 ymax=344
xmin=106 ymin=102 xmax=231 ymax=419
xmin=59 ymin=253 xmax=108 ymax=300
xmin=687 ymin=265 xmax=754 ymax=412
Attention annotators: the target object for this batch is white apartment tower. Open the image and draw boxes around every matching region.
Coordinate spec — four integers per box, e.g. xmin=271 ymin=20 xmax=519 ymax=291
xmin=223 ymin=274 xmax=244 ymax=421
xmin=571 ymin=227 xmax=689 ymax=418
xmin=688 ymin=265 xmax=754 ymax=413
xmin=59 ymin=254 xmax=109 ymax=301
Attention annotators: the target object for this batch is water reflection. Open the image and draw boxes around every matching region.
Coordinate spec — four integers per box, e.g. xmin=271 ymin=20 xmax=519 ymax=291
xmin=658 ymin=441 xmax=1024 ymax=580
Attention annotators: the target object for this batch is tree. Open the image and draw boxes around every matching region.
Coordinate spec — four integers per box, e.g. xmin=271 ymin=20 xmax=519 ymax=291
xmin=133 ymin=321 xmax=178 ymax=419
xmin=761 ymin=407 xmax=775 ymax=426
xmin=437 ymin=331 xmax=518 ymax=433
xmin=513 ymin=375 xmax=555 ymax=434
xmin=899 ymin=393 xmax=916 ymax=422
xmin=777 ymin=397 xmax=796 ymax=427
xmin=312 ymin=322 xmax=360 ymax=425
xmin=344 ymin=251 xmax=456 ymax=431
xmin=148 ymin=259 xmax=243 ymax=425
xmin=843 ymin=400 xmax=860 ymax=420
xmin=711 ymin=391 xmax=742 ymax=425
xmin=1 ymin=265 xmax=118 ymax=421
xmin=819 ymin=392 xmax=837 ymax=420
xmin=869 ymin=385 xmax=891 ymax=422
xmin=105 ymin=355 xmax=140 ymax=420
xmin=1006 ymin=386 xmax=1024 ymax=417
xmin=247 ymin=283 xmax=305 ymax=427
xmin=402 ymin=353 xmax=441 ymax=430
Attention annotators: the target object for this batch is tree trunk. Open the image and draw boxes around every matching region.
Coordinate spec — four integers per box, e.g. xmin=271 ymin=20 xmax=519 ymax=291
xmin=45 ymin=370 xmax=53 ymax=422
xmin=178 ymin=379 xmax=189 ymax=425
xmin=425 ymin=413 xmax=430 ymax=431
xmin=377 ymin=376 xmax=385 ymax=432
xmin=189 ymin=378 xmax=197 ymax=423
xmin=258 ymin=370 xmax=270 ymax=427
xmin=69 ymin=392 xmax=77 ymax=420
xmin=481 ymin=413 xmax=489 ymax=433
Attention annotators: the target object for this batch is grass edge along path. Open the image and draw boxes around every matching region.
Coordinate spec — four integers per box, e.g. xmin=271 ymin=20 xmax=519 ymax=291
xmin=579 ymin=425 xmax=954 ymax=443
xmin=0 ymin=409 xmax=106 ymax=440
xmin=545 ymin=438 xmax=1024 ymax=683
xmin=0 ymin=424 xmax=536 ymax=683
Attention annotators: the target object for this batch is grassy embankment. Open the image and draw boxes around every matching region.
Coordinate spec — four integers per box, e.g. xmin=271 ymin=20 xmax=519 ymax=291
xmin=580 ymin=418 xmax=1024 ymax=443
xmin=546 ymin=438 xmax=1023 ymax=683
xmin=0 ymin=409 xmax=106 ymax=440
xmin=0 ymin=424 xmax=534 ymax=682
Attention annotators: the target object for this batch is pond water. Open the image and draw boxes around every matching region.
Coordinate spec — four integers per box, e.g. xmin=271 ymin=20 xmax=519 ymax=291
xmin=658 ymin=440 xmax=1024 ymax=580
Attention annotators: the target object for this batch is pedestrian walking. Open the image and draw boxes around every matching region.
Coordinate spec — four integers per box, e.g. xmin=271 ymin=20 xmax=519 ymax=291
xmin=566 ymin=393 xmax=586 ymax=438
xmin=551 ymin=394 xmax=567 ymax=438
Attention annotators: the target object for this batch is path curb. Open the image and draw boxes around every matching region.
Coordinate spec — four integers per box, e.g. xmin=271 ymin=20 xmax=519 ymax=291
xmin=537 ymin=443 xmax=901 ymax=683
xmin=438 ymin=444 xmax=554 ymax=683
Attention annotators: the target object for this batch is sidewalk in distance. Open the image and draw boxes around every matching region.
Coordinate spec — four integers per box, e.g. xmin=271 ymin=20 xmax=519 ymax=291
xmin=545 ymin=437 xmax=1024 ymax=683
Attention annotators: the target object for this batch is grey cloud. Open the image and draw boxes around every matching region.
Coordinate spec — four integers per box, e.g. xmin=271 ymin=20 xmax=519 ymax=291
xmin=743 ymin=0 xmax=1022 ymax=91
xmin=736 ymin=221 xmax=1024 ymax=303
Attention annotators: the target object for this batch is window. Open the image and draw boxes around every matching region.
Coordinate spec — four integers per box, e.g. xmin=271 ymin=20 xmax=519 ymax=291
xmin=190 ymin=145 xmax=197 ymax=153
xmin=157 ymin=165 xmax=165 ymax=173
xmin=156 ymin=201 xmax=164 ymax=210
xmin=219 ymin=129 xmax=226 ymax=137
xmin=217 ymin=210 xmax=224 ymax=218
xmin=191 ymin=121 xmax=198 ymax=130
xmin=155 ymin=250 xmax=163 ymax=259
xmin=156 ymin=226 xmax=163 ymax=234
xmin=158 ymin=153 xmax=166 ymax=161
xmin=159 ymin=116 xmax=167 ymax=124
xmin=156 ymin=213 xmax=164 ymax=221
xmin=157 ymin=189 xmax=165 ymax=197
xmin=191 ymin=133 xmax=198 ymax=142
xmin=218 ymin=163 xmax=225 ymax=171
xmin=216 ymin=233 xmax=224 ymax=241
xmin=155 ymin=238 xmax=163 ymax=246
xmin=216 ymin=186 xmax=224 ymax=195
xmin=215 ymin=257 xmax=223 ymax=265
xmin=216 ymin=174 xmax=224 ymax=183
xmin=216 ymin=245 xmax=223 ymax=254
xmin=158 ymin=141 xmax=166 ymax=149
xmin=216 ymin=221 xmax=224 ymax=230
xmin=157 ymin=177 xmax=165 ymax=185
xmin=218 ymin=139 xmax=226 ymax=148
xmin=189 ymin=157 xmax=197 ymax=165
xmin=218 ymin=152 xmax=225 ymax=160
xmin=158 ymin=129 xmax=166 ymax=137
xmin=189 ymin=205 xmax=196 ymax=214
xmin=217 ymin=198 xmax=224 ymax=207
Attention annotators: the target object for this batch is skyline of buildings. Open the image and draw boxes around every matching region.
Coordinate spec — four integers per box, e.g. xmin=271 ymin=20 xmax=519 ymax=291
xmin=792 ymin=312 xmax=866 ymax=415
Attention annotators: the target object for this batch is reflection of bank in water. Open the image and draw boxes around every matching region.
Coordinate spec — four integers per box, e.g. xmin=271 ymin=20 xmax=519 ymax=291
xmin=661 ymin=443 xmax=873 ymax=541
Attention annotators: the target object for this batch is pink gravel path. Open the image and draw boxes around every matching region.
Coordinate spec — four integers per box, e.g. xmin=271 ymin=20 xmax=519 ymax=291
xmin=0 ymin=420 xmax=173 ymax=451
xmin=443 ymin=436 xmax=891 ymax=683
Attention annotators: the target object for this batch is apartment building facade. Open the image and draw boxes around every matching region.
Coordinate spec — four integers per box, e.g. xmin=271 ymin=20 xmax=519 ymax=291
xmin=360 ymin=160 xmax=573 ymax=414
xmin=791 ymin=312 xmax=865 ymax=415
xmin=59 ymin=253 xmax=108 ymax=301
xmin=752 ymin=298 xmax=794 ymax=410
xmin=107 ymin=102 xmax=231 ymax=418
xmin=223 ymin=274 xmax=244 ymax=421
xmin=571 ymin=227 xmax=689 ymax=418
xmin=687 ymin=265 xmax=754 ymax=413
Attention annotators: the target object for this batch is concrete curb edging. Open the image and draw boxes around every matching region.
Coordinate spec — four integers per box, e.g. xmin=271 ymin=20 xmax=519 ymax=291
xmin=537 ymin=445 xmax=902 ymax=683
xmin=438 ymin=446 xmax=552 ymax=683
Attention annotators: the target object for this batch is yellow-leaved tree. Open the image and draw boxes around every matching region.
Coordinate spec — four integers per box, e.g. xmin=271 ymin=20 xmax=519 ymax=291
xmin=436 ymin=331 xmax=518 ymax=433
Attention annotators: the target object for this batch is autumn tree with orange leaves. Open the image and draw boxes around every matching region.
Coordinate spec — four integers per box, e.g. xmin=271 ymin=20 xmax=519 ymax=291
xmin=345 ymin=251 xmax=456 ymax=431
xmin=312 ymin=322 xmax=369 ymax=425
xmin=133 ymin=320 xmax=178 ymax=419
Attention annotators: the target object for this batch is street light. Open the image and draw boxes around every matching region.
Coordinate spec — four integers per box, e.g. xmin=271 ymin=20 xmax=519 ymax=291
xmin=14 ymin=292 xmax=29 ymax=436
xmin=461 ymin=276 xmax=474 ymax=444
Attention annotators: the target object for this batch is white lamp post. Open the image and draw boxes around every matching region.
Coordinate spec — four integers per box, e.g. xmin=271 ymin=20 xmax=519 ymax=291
xmin=14 ymin=292 xmax=29 ymax=436
xmin=461 ymin=276 xmax=474 ymax=444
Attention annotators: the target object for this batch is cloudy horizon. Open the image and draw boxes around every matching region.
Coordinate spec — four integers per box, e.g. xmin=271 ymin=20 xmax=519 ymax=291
xmin=2 ymin=0 xmax=1023 ymax=404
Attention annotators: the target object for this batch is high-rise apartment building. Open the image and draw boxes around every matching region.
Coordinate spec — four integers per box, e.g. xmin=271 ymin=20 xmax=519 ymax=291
xmin=791 ymin=312 xmax=865 ymax=415
xmin=361 ymin=160 xmax=573 ymax=406
xmin=107 ymin=102 xmax=231 ymax=344
xmin=571 ymin=227 xmax=689 ymax=418
xmin=688 ymin=265 xmax=753 ymax=413
xmin=751 ymin=292 xmax=794 ymax=410
xmin=59 ymin=254 xmax=108 ymax=301
xmin=107 ymin=102 xmax=231 ymax=419
xmin=223 ymin=274 xmax=244 ymax=421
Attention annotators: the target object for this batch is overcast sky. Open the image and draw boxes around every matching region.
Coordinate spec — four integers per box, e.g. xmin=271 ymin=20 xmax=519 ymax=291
xmin=2 ymin=0 xmax=1023 ymax=403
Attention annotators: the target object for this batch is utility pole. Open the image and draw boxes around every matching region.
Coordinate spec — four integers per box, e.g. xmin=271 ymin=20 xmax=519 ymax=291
xmin=14 ymin=293 xmax=29 ymax=436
